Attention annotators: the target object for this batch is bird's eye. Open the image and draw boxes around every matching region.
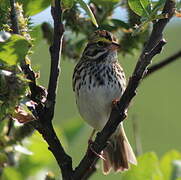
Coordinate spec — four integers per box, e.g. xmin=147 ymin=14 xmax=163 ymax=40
xmin=97 ymin=41 xmax=105 ymax=47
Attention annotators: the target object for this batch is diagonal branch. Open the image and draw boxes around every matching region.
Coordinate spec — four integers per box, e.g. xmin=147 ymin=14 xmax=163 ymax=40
xmin=73 ymin=0 xmax=176 ymax=179
xmin=145 ymin=49 xmax=181 ymax=77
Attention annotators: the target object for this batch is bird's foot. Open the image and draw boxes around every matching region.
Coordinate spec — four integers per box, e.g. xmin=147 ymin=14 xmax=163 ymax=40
xmin=112 ymin=98 xmax=120 ymax=108
xmin=87 ymin=140 xmax=105 ymax=161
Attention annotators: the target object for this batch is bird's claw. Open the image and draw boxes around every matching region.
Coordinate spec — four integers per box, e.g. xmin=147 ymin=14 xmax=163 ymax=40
xmin=112 ymin=98 xmax=120 ymax=108
xmin=87 ymin=141 xmax=105 ymax=161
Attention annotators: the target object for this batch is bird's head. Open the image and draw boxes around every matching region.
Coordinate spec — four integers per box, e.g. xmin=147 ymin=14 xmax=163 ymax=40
xmin=82 ymin=30 xmax=120 ymax=62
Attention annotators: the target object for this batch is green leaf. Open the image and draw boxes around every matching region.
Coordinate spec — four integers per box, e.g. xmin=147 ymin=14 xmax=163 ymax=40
xmin=128 ymin=0 xmax=152 ymax=17
xmin=62 ymin=0 xmax=74 ymax=9
xmin=0 ymin=34 xmax=30 ymax=66
xmin=0 ymin=0 xmax=50 ymax=16
xmin=0 ymin=152 xmax=8 ymax=167
xmin=28 ymin=129 xmax=67 ymax=164
xmin=0 ymin=0 xmax=9 ymax=9
xmin=160 ymin=150 xmax=181 ymax=180
xmin=2 ymin=167 xmax=23 ymax=180
xmin=76 ymin=0 xmax=99 ymax=27
xmin=17 ymin=0 xmax=50 ymax=16
xmin=121 ymin=152 xmax=163 ymax=180
xmin=111 ymin=19 xmax=130 ymax=30
xmin=90 ymin=0 xmax=120 ymax=5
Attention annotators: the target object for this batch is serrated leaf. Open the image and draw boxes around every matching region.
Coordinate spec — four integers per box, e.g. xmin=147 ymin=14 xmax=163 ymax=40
xmin=76 ymin=0 xmax=99 ymax=27
xmin=0 ymin=34 xmax=30 ymax=65
xmin=62 ymin=0 xmax=74 ymax=9
xmin=121 ymin=152 xmax=163 ymax=180
xmin=128 ymin=0 xmax=152 ymax=17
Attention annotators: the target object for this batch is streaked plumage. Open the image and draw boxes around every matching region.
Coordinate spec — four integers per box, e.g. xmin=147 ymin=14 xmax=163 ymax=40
xmin=72 ymin=30 xmax=137 ymax=174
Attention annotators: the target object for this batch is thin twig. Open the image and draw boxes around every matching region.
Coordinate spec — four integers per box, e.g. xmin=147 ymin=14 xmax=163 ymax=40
xmin=43 ymin=0 xmax=65 ymax=122
xmin=145 ymin=49 xmax=181 ymax=77
xmin=73 ymin=0 xmax=175 ymax=179
xmin=9 ymin=0 xmax=19 ymax=34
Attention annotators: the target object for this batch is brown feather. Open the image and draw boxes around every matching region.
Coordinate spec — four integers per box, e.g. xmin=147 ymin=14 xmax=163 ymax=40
xmin=102 ymin=125 xmax=137 ymax=174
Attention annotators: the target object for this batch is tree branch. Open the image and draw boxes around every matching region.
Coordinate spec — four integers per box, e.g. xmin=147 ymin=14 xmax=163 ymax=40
xmin=145 ymin=49 xmax=181 ymax=77
xmin=9 ymin=0 xmax=19 ymax=34
xmin=73 ymin=0 xmax=176 ymax=179
xmin=44 ymin=0 xmax=65 ymax=122
xmin=9 ymin=0 xmax=73 ymax=179
xmin=28 ymin=1 xmax=73 ymax=179
xmin=29 ymin=120 xmax=73 ymax=179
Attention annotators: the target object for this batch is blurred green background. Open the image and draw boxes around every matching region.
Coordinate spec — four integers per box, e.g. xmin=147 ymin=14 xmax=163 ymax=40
xmin=16 ymin=22 xmax=180 ymax=180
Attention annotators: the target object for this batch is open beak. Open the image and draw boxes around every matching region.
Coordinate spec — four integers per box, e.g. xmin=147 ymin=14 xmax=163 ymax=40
xmin=109 ymin=41 xmax=120 ymax=51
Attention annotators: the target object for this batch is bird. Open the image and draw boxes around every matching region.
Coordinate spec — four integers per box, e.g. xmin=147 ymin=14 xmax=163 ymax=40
xmin=72 ymin=30 xmax=137 ymax=174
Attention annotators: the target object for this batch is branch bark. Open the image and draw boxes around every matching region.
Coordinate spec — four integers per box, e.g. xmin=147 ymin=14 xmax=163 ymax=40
xmin=29 ymin=1 xmax=73 ymax=179
xmin=145 ymin=49 xmax=181 ymax=77
xmin=73 ymin=0 xmax=176 ymax=179
xmin=9 ymin=0 xmax=73 ymax=179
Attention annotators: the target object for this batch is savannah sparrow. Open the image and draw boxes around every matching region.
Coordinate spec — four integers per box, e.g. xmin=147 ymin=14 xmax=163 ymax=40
xmin=72 ymin=30 xmax=137 ymax=174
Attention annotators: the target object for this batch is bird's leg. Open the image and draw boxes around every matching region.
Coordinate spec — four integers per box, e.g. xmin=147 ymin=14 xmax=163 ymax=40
xmin=87 ymin=129 xmax=105 ymax=160
xmin=112 ymin=98 xmax=120 ymax=107
xmin=88 ymin=129 xmax=96 ymax=144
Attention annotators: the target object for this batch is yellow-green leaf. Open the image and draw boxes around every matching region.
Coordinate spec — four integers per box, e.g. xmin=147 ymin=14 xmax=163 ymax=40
xmin=76 ymin=0 xmax=99 ymax=27
xmin=128 ymin=0 xmax=152 ymax=17
xmin=0 ymin=34 xmax=31 ymax=66
xmin=121 ymin=152 xmax=163 ymax=180
xmin=160 ymin=150 xmax=181 ymax=180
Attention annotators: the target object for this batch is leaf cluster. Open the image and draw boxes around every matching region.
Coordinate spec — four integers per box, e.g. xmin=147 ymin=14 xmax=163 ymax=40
xmin=120 ymin=151 xmax=181 ymax=180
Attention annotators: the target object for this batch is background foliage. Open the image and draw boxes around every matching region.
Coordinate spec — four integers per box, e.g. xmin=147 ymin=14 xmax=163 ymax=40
xmin=0 ymin=0 xmax=181 ymax=179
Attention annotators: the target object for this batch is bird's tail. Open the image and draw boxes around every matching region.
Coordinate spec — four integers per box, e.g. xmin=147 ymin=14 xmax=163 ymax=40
xmin=102 ymin=124 xmax=137 ymax=174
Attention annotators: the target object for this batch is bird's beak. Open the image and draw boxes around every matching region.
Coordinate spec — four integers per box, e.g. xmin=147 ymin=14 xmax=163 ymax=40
xmin=109 ymin=41 xmax=120 ymax=51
